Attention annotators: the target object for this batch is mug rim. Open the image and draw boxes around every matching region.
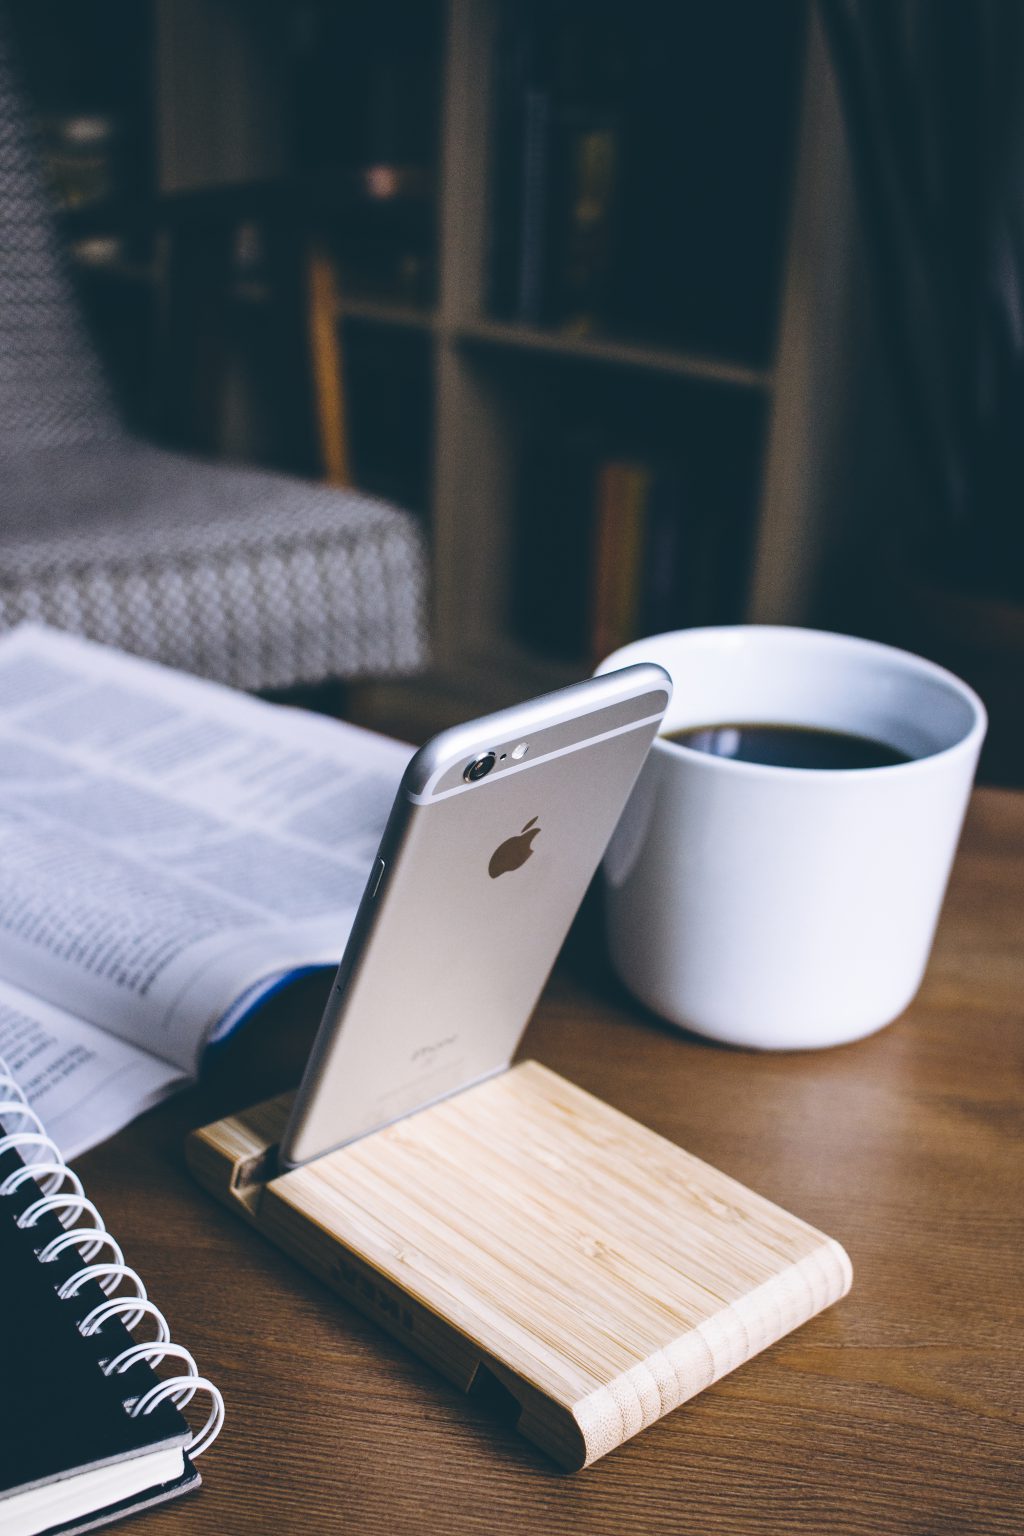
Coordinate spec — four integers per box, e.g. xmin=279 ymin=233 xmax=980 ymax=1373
xmin=596 ymin=624 xmax=988 ymax=782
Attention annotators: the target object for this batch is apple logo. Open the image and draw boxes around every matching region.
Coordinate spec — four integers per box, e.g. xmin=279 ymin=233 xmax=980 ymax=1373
xmin=489 ymin=816 xmax=541 ymax=878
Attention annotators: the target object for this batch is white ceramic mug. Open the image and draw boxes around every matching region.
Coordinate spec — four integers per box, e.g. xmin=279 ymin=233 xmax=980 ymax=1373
xmin=596 ymin=627 xmax=987 ymax=1049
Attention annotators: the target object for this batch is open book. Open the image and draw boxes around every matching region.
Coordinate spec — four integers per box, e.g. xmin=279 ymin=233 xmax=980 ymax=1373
xmin=0 ymin=625 xmax=411 ymax=1158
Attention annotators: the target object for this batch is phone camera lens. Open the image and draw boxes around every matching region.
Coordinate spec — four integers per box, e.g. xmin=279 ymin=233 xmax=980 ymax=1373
xmin=464 ymin=752 xmax=496 ymax=783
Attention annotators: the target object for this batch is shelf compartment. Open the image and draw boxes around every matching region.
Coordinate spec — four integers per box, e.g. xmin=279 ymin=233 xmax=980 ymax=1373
xmin=455 ymin=318 xmax=773 ymax=389
xmin=443 ymin=345 xmax=770 ymax=671
xmin=336 ymin=296 xmax=439 ymax=332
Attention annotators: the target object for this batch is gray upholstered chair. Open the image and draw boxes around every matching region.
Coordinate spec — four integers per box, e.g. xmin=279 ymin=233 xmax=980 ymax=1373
xmin=0 ymin=23 xmax=427 ymax=692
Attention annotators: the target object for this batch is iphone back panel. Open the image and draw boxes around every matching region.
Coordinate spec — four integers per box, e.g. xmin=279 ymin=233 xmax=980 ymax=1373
xmin=280 ymin=664 xmax=670 ymax=1167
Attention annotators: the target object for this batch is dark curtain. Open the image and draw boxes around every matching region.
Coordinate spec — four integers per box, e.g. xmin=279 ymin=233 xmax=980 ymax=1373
xmin=820 ymin=0 xmax=1024 ymax=602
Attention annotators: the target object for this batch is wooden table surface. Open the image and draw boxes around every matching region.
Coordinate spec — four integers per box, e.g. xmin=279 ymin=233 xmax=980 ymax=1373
xmin=78 ymin=786 xmax=1023 ymax=1536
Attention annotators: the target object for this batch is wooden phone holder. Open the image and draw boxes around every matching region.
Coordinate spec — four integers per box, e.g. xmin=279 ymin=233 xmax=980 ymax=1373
xmin=187 ymin=1062 xmax=851 ymax=1469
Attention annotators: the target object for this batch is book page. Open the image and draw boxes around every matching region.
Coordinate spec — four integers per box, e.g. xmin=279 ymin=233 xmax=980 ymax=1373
xmin=0 ymin=625 xmax=412 ymax=1075
xmin=0 ymin=978 xmax=185 ymax=1159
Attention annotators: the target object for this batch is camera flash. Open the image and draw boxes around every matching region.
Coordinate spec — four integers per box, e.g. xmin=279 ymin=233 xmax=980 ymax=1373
xmin=511 ymin=742 xmax=529 ymax=760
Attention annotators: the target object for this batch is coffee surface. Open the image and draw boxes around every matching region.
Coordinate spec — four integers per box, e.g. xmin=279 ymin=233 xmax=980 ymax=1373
xmin=664 ymin=722 xmax=913 ymax=770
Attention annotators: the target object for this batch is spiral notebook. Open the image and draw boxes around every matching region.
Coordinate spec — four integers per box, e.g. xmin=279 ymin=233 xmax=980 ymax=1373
xmin=0 ymin=1055 xmax=224 ymax=1536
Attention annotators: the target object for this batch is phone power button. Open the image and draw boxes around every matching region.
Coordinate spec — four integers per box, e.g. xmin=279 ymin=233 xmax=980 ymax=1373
xmin=369 ymin=857 xmax=386 ymax=898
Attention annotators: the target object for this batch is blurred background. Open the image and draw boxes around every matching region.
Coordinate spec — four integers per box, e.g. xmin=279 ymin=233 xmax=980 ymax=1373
xmin=3 ymin=0 xmax=1021 ymax=781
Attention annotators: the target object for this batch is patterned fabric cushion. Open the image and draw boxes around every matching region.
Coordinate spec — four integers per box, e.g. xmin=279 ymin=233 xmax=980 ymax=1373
xmin=0 ymin=441 xmax=428 ymax=689
xmin=0 ymin=11 xmax=429 ymax=690
xmin=0 ymin=19 xmax=120 ymax=449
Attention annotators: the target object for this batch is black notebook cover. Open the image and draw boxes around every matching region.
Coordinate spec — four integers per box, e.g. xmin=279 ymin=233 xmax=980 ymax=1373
xmin=0 ymin=1146 xmax=198 ymax=1533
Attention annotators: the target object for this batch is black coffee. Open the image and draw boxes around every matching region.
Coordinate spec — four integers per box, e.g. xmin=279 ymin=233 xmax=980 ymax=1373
xmin=665 ymin=722 xmax=912 ymax=771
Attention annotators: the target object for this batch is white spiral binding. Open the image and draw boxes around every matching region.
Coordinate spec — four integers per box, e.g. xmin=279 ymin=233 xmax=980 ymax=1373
xmin=60 ymin=1264 xmax=147 ymax=1304
xmin=2 ymin=1159 xmax=85 ymax=1203
xmin=0 ymin=1053 xmax=224 ymax=1457
xmin=80 ymin=1295 xmax=170 ymax=1340
xmin=38 ymin=1225 xmax=125 ymax=1270
xmin=17 ymin=1191 xmax=106 ymax=1233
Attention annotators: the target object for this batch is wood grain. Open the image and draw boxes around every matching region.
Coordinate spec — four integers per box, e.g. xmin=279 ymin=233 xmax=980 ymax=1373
xmin=187 ymin=1064 xmax=850 ymax=1469
xmin=74 ymin=787 xmax=1024 ymax=1533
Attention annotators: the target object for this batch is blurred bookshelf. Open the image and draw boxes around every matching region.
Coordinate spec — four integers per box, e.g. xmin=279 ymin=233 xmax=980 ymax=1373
xmin=343 ymin=0 xmax=844 ymax=714
xmin=429 ymin=0 xmax=818 ymax=706
xmin=15 ymin=0 xmax=851 ymax=714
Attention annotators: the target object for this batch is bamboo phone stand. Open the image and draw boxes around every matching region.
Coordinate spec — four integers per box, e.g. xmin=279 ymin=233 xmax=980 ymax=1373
xmin=188 ymin=1062 xmax=851 ymax=1469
